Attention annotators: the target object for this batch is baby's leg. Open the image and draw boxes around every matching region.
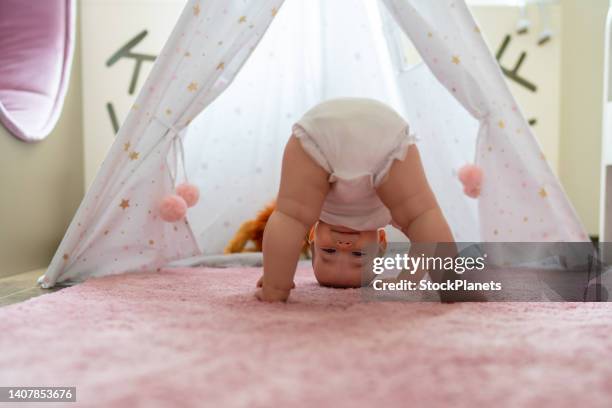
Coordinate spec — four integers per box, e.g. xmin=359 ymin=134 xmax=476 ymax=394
xmin=258 ymin=136 xmax=330 ymax=301
xmin=376 ymin=145 xmax=453 ymax=243
xmin=376 ymin=146 xmax=456 ymax=285
xmin=376 ymin=146 xmax=486 ymax=301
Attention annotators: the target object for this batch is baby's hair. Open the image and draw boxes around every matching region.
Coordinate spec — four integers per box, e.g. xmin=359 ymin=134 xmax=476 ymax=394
xmin=308 ymin=224 xmax=316 ymax=244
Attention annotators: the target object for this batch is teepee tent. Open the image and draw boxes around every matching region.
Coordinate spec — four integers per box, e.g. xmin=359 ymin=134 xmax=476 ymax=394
xmin=39 ymin=0 xmax=588 ymax=288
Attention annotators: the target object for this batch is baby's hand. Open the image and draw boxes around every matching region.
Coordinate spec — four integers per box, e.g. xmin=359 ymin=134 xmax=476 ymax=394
xmin=254 ymin=275 xmax=294 ymax=302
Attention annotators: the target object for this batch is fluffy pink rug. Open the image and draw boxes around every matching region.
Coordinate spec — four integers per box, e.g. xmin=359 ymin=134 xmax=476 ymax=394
xmin=1 ymin=266 xmax=612 ymax=408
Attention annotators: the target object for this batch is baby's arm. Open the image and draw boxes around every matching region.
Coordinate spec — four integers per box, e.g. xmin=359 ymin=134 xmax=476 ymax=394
xmin=257 ymin=136 xmax=330 ymax=302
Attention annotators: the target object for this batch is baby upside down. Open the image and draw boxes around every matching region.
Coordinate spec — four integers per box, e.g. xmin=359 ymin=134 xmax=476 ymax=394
xmin=256 ymin=97 xmax=455 ymax=302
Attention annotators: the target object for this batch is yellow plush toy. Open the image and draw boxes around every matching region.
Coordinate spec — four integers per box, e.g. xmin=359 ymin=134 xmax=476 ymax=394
xmin=224 ymin=201 xmax=311 ymax=257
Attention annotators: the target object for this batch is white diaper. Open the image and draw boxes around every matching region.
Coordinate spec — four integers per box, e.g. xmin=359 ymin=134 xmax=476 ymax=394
xmin=292 ymin=97 xmax=417 ymax=231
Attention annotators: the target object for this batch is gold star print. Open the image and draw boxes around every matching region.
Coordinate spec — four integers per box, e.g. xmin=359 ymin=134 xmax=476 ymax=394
xmin=129 ymin=151 xmax=139 ymax=161
xmin=238 ymin=15 xmax=247 ymax=23
xmin=271 ymin=7 xmax=278 ymax=16
xmin=498 ymin=120 xmax=505 ymax=129
xmin=184 ymin=51 xmax=191 ymax=57
xmin=474 ymin=26 xmax=481 ymax=33
xmin=193 ymin=4 xmax=201 ymax=16
xmin=187 ymin=81 xmax=198 ymax=92
xmin=216 ymin=62 xmax=225 ymax=70
xmin=538 ymin=187 xmax=548 ymax=198
xmin=132 ymin=104 xmax=139 ymax=110
xmin=165 ymin=108 xmax=172 ymax=116
xmin=452 ymin=55 xmax=461 ymax=65
xmin=427 ymin=32 xmax=433 ymax=38
xmin=123 ymin=142 xmax=130 ymax=152
xmin=63 ymin=253 xmax=69 ymax=261
xmin=120 ymin=199 xmax=130 ymax=210
xmin=149 ymin=240 xmax=155 ymax=245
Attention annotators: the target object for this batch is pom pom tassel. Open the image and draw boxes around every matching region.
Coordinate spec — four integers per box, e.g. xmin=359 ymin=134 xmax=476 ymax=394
xmin=176 ymin=183 xmax=200 ymax=207
xmin=160 ymin=195 xmax=187 ymax=222
xmin=458 ymin=164 xmax=483 ymax=198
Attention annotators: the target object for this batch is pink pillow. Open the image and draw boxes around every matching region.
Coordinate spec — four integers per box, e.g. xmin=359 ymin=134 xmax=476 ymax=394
xmin=0 ymin=0 xmax=75 ymax=142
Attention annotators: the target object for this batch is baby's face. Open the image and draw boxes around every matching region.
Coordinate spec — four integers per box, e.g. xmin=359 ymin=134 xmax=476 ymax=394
xmin=311 ymin=221 xmax=385 ymax=288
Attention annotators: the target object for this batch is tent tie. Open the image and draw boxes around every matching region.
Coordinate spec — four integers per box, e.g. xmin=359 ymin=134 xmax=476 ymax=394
xmin=153 ymin=114 xmax=189 ymax=187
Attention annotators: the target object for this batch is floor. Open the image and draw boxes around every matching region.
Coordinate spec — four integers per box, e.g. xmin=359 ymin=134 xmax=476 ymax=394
xmin=0 ymin=268 xmax=64 ymax=307
xmin=2 ymin=265 xmax=611 ymax=407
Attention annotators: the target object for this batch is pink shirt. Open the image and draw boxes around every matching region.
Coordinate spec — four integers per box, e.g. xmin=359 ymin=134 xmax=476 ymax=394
xmin=293 ymin=98 xmax=417 ymax=231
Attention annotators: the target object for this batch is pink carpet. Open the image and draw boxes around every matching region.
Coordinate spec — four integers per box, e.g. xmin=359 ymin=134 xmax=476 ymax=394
xmin=1 ymin=266 xmax=612 ymax=408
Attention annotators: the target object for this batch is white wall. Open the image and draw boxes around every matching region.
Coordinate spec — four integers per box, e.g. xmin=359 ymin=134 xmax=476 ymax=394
xmin=559 ymin=0 xmax=608 ymax=236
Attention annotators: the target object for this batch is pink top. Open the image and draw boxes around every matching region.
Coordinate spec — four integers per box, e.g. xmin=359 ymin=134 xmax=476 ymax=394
xmin=293 ymin=98 xmax=417 ymax=231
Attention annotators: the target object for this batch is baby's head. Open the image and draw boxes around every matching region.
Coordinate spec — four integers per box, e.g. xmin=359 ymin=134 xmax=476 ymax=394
xmin=309 ymin=221 xmax=387 ymax=288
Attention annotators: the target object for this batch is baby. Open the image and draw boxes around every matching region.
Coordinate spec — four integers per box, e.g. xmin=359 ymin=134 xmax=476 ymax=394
xmin=256 ymin=97 xmax=454 ymax=302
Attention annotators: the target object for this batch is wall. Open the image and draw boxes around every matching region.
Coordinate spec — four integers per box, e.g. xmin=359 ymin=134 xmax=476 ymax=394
xmin=0 ymin=30 xmax=84 ymax=278
xmin=559 ymin=0 xmax=608 ymax=236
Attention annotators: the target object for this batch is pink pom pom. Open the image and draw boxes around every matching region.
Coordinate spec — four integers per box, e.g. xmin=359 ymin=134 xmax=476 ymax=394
xmin=458 ymin=164 xmax=483 ymax=199
xmin=159 ymin=195 xmax=187 ymax=222
xmin=176 ymin=183 xmax=200 ymax=207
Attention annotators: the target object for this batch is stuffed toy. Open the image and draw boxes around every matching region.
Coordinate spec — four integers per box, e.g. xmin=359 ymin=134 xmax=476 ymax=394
xmin=224 ymin=201 xmax=311 ymax=258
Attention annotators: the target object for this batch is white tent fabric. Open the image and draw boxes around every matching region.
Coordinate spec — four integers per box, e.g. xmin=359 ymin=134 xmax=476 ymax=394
xmin=39 ymin=0 xmax=588 ymax=288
